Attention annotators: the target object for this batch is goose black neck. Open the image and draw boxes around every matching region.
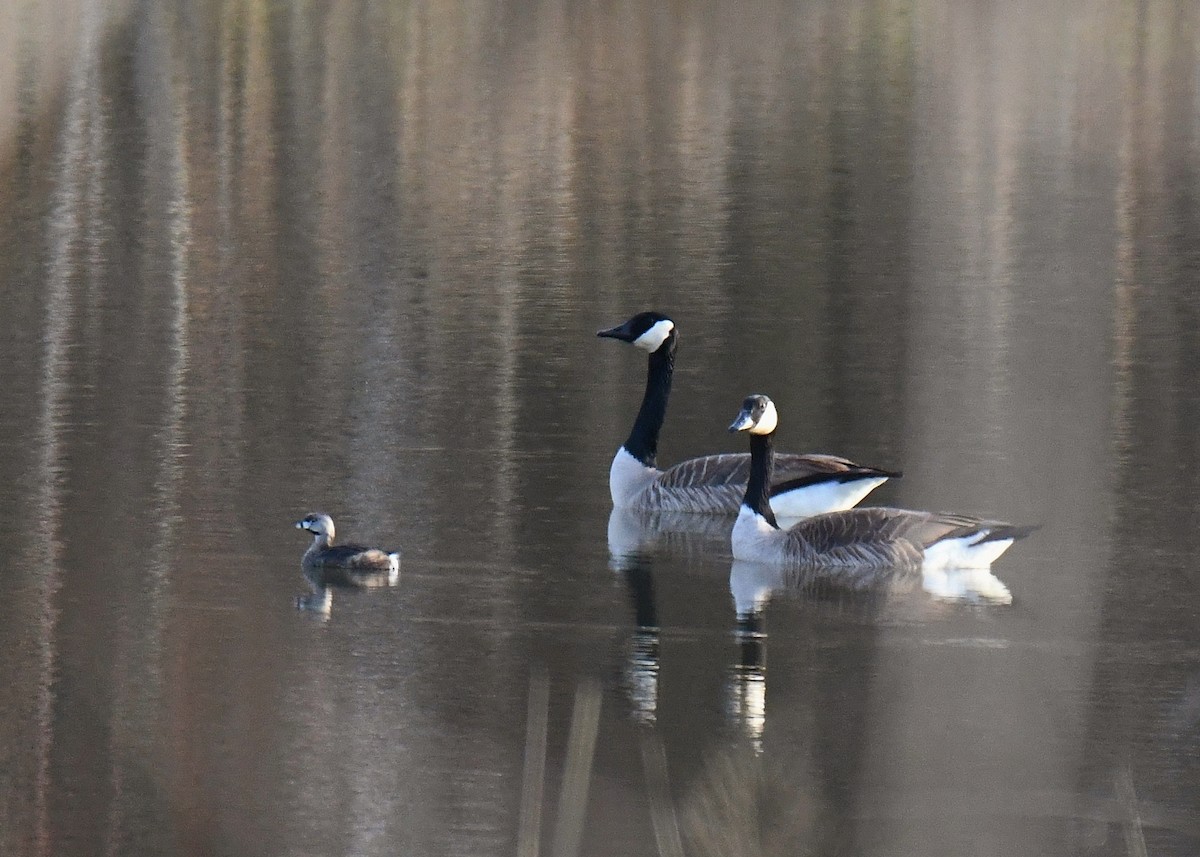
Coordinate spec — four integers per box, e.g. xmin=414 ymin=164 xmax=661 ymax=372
xmin=743 ymin=431 xmax=779 ymax=529
xmin=622 ymin=560 xmax=658 ymax=629
xmin=623 ymin=334 xmax=676 ymax=467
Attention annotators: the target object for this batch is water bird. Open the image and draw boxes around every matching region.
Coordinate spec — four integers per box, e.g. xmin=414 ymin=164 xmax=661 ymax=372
xmin=728 ymin=394 xmax=1036 ymax=572
xmin=598 ymin=311 xmax=899 ymax=515
xmin=294 ymin=513 xmax=400 ymax=578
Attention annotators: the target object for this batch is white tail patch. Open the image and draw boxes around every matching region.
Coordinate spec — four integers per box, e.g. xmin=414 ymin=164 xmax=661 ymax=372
xmin=771 ymin=476 xmax=888 ymax=518
xmin=922 ymin=532 xmax=1015 ymax=571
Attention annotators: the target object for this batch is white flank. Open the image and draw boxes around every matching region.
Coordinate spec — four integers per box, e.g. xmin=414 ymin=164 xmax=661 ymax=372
xmin=922 ymin=533 xmax=1015 ymax=571
xmin=388 ymin=554 xmax=401 ymax=584
xmin=609 ymin=446 xmax=659 ymax=507
xmin=771 ymin=476 xmax=887 ymax=518
xmin=632 ymin=318 xmax=674 ymax=352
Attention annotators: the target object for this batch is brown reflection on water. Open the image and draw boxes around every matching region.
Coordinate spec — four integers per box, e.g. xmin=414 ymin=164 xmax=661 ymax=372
xmin=17 ymin=4 xmax=112 ymax=855
xmin=0 ymin=0 xmax=1199 ymax=855
xmin=1081 ymin=3 xmax=1200 ymax=854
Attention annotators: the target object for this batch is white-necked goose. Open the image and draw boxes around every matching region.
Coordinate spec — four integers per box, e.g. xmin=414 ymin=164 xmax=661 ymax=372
xmin=598 ymin=311 xmax=899 ymax=515
xmin=728 ymin=394 xmax=1035 ymax=571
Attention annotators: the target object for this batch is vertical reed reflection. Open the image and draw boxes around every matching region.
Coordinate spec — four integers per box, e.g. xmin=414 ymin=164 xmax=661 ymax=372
xmin=551 ymin=680 xmax=602 ymax=857
xmin=102 ymin=1 xmax=192 ymax=852
xmin=518 ymin=668 xmax=550 ymax=857
xmin=29 ymin=2 xmax=107 ymax=852
xmin=1077 ymin=4 xmax=1200 ymax=847
xmin=1110 ymin=0 xmax=1144 ymax=461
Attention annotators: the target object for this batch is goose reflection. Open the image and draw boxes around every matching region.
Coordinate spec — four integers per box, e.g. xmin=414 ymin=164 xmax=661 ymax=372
xmin=724 ymin=559 xmax=910 ymax=753
xmin=725 ymin=556 xmax=1017 ymax=750
xmin=618 ymin=557 xmax=660 ymax=724
xmin=728 ymin=604 xmax=768 ymax=753
xmin=607 ymin=506 xmax=731 ymax=569
xmin=731 ymin=548 xmax=1015 ymax=615
xmin=294 ymin=563 xmax=401 ymax=616
xmin=608 ymin=508 xmax=718 ymax=724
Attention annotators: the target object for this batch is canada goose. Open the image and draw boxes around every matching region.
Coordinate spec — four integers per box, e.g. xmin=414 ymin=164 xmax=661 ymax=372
xmin=728 ymin=395 xmax=1036 ymax=570
xmin=294 ymin=513 xmax=400 ymax=580
xmin=598 ymin=311 xmax=899 ymax=515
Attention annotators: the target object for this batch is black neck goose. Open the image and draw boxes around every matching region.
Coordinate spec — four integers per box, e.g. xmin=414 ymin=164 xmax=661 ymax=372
xmin=728 ymin=394 xmax=1036 ymax=573
xmin=598 ymin=311 xmax=899 ymax=515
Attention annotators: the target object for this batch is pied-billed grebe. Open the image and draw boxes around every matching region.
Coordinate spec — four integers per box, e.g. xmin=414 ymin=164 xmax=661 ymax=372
xmin=728 ymin=394 xmax=1036 ymax=571
xmin=294 ymin=513 xmax=400 ymax=580
xmin=597 ymin=311 xmax=899 ymax=515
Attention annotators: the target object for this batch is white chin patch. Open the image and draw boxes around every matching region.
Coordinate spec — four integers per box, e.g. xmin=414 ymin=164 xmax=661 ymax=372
xmin=749 ymin=400 xmax=778 ymax=435
xmin=633 ymin=319 xmax=674 ymax=352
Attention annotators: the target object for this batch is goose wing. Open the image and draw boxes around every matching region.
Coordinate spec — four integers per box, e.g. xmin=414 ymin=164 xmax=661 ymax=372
xmin=780 ymin=508 xmax=957 ymax=567
xmin=657 ymin=452 xmax=897 ymax=491
xmin=854 ymin=511 xmax=1036 ymax=549
xmin=783 ymin=508 xmax=1030 ymax=567
xmin=770 ymin=453 xmax=901 ymax=492
xmin=656 ymin=453 xmax=752 ymax=489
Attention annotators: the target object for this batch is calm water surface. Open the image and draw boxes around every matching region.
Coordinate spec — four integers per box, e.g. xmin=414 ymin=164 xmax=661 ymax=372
xmin=1 ymin=2 xmax=1199 ymax=855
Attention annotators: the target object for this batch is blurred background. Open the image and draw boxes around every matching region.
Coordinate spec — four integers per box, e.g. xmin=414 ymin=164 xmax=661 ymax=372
xmin=0 ymin=1 xmax=1198 ymax=855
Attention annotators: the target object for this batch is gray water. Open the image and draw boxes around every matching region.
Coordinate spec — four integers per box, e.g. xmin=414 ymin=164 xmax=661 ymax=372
xmin=1 ymin=2 xmax=1199 ymax=855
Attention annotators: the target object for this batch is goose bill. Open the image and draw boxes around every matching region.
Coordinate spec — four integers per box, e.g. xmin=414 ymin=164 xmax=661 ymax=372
xmin=596 ymin=322 xmax=634 ymax=341
xmin=729 ymin=409 xmax=756 ymax=433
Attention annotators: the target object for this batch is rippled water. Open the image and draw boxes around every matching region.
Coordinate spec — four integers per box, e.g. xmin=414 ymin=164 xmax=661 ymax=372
xmin=1 ymin=2 xmax=1199 ymax=855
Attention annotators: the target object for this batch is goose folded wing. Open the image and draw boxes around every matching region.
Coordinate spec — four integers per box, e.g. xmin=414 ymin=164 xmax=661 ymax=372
xmin=792 ymin=507 xmax=922 ymax=547
xmin=770 ymin=453 xmax=900 ymax=492
xmin=657 ymin=452 xmax=893 ymax=491
xmin=803 ymin=508 xmax=1025 ymax=547
xmin=782 ymin=508 xmax=986 ymax=566
xmin=788 ymin=509 xmax=1032 ymax=568
xmin=656 ymin=453 xmax=752 ymax=488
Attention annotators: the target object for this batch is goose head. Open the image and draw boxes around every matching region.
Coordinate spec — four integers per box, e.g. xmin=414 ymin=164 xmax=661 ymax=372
xmin=597 ymin=311 xmax=676 ymax=353
xmin=729 ymin=394 xmax=779 ymax=436
xmin=295 ymin=512 xmax=335 ymax=540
